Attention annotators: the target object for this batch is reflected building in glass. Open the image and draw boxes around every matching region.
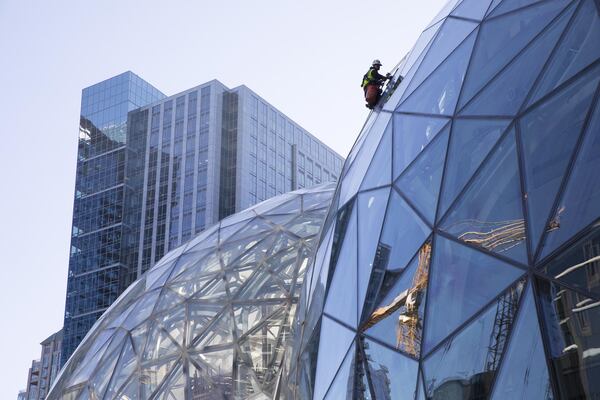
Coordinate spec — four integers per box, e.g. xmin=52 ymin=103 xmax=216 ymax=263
xmin=287 ymin=0 xmax=600 ymax=399
xmin=62 ymin=73 xmax=343 ymax=366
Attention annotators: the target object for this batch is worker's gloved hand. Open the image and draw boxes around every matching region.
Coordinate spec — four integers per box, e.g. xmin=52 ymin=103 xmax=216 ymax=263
xmin=386 ymin=73 xmax=392 ymax=79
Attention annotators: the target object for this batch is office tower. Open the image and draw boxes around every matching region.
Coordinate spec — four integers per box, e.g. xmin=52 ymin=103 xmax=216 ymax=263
xmin=62 ymin=73 xmax=343 ymax=365
xmin=19 ymin=330 xmax=63 ymax=400
xmin=290 ymin=0 xmax=600 ymax=399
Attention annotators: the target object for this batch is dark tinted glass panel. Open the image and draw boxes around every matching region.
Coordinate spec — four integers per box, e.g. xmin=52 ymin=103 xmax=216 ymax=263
xmin=378 ymin=190 xmax=431 ymax=273
xmin=536 ymin=278 xmax=600 ymax=400
xmin=364 ymin=241 xmax=430 ymax=359
xmin=541 ymin=226 xmax=600 ymax=298
xmin=396 ymin=125 xmax=449 ymax=224
xmin=360 ymin=125 xmax=392 ymax=191
xmin=402 ymin=18 xmax=478 ymax=103
xmin=424 ymin=235 xmax=524 ymax=353
xmin=362 ymin=338 xmax=419 ymax=400
xmin=529 ymin=0 xmax=600 ymax=105
xmin=459 ymin=0 xmax=569 ymax=108
xmin=521 ymin=65 xmax=600 ymax=257
xmin=399 ymin=30 xmax=477 ymax=116
xmin=489 ymin=0 xmax=547 ymax=17
xmin=451 ymin=0 xmax=493 ymax=20
xmin=323 ymin=342 xmax=356 ymax=399
xmin=424 ymin=279 xmax=524 ymax=399
xmin=460 ymin=5 xmax=574 ymax=116
xmin=340 ymin=114 xmax=392 ymax=206
xmin=392 ymin=114 xmax=449 ymax=180
xmin=438 ymin=119 xmax=508 ymax=219
xmin=441 ymin=129 xmax=528 ymax=264
xmin=357 ymin=188 xmax=391 ymax=317
xmin=491 ymin=283 xmax=554 ymax=399
xmin=313 ymin=317 xmax=355 ymax=400
xmin=324 ymin=206 xmax=358 ymax=327
xmin=539 ymin=90 xmax=600 ymax=260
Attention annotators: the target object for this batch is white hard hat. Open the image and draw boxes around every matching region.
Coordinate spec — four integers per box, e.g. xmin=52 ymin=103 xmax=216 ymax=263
xmin=372 ymin=59 xmax=382 ymax=66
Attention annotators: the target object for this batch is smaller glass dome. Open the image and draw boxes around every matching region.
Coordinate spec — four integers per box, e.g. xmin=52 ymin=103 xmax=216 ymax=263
xmin=48 ymin=183 xmax=335 ymax=400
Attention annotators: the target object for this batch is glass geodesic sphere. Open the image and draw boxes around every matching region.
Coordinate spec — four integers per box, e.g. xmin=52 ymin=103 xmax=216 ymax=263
xmin=47 ymin=183 xmax=335 ymax=400
xmin=289 ymin=0 xmax=600 ymax=399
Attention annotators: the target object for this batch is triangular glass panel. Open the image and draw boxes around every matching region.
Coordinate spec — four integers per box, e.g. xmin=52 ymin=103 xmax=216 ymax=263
xmin=402 ymin=18 xmax=478 ymax=103
xmin=154 ymin=287 xmax=187 ymax=313
xmin=491 ymin=283 xmax=555 ymax=399
xmin=359 ymin=124 xmax=392 ymax=191
xmin=521 ymin=65 xmax=600 ymax=258
xmin=541 ymin=225 xmax=600 ymax=298
xmin=535 ymin=277 xmax=600 ymax=400
xmin=398 ymin=29 xmax=477 ymax=115
xmin=339 ymin=113 xmax=392 ymax=207
xmin=115 ymin=376 xmax=139 ymax=400
xmin=153 ymin=364 xmax=186 ymax=399
xmin=392 ymin=114 xmax=449 ymax=180
xmin=121 ymin=289 xmax=162 ymax=331
xmin=378 ymin=190 xmax=431 ymax=273
xmin=537 ymin=72 xmax=600 ymax=261
xmin=438 ymin=118 xmax=509 ymax=219
xmin=86 ymin=339 xmax=124 ymax=398
xmin=529 ymin=0 xmax=600 ymax=106
xmin=104 ymin=337 xmax=138 ymax=399
xmin=357 ymin=188 xmax=391 ymax=318
xmin=189 ymin=349 xmax=234 ymax=396
xmin=302 ymin=188 xmax=335 ymax=211
xmin=459 ymin=0 xmax=571 ymax=109
xmin=266 ymin=195 xmax=302 ymax=215
xmin=396 ymin=125 xmax=450 ymax=224
xmin=363 ymin=241 xmax=430 ymax=359
xmin=324 ymin=205 xmax=358 ymax=327
xmin=451 ymin=0 xmax=493 ymax=20
xmin=190 ymin=309 xmax=234 ymax=351
xmin=489 ymin=0 xmax=545 ymax=17
xmin=140 ymin=356 xmax=181 ymax=398
xmin=142 ymin=320 xmax=182 ymax=361
xmin=423 ymin=278 xmax=525 ymax=399
xmin=460 ymin=4 xmax=575 ymax=116
xmin=362 ymin=338 xmax=419 ymax=398
xmin=440 ymin=129 xmax=528 ymax=264
xmin=384 ymin=21 xmax=443 ymax=112
xmin=416 ymin=371 xmax=426 ymax=400
xmin=425 ymin=0 xmax=461 ymax=29
xmin=233 ymin=303 xmax=285 ymax=338
xmin=188 ymin=354 xmax=232 ymax=398
xmin=313 ymin=317 xmax=355 ymax=400
xmin=323 ymin=341 xmax=356 ymax=399
xmin=424 ymin=235 xmax=525 ymax=353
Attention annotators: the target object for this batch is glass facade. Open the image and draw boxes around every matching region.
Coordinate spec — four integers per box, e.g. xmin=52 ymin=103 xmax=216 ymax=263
xmin=287 ymin=0 xmax=600 ymax=399
xmin=62 ymin=74 xmax=343 ymax=369
xmin=131 ymin=81 xmax=344 ymax=279
xmin=62 ymin=72 xmax=166 ymax=365
xmin=47 ymin=184 xmax=335 ymax=400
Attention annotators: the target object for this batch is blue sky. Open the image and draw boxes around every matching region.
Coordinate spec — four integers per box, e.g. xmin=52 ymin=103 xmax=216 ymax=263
xmin=0 ymin=0 xmax=446 ymax=396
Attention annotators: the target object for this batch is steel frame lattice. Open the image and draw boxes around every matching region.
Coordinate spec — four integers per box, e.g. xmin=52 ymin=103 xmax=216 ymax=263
xmin=47 ymin=184 xmax=335 ymax=399
xmin=287 ymin=0 xmax=600 ymax=399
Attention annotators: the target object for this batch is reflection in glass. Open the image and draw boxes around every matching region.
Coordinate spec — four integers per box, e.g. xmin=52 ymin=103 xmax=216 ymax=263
xmin=363 ymin=240 xmax=431 ymax=358
xmin=424 ymin=279 xmax=524 ymax=400
xmin=541 ymin=226 xmax=600 ymax=298
xmin=441 ymin=129 xmax=527 ymax=263
xmin=536 ymin=278 xmax=600 ymax=399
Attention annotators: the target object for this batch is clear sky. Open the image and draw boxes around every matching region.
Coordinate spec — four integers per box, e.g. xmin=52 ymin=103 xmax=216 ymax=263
xmin=0 ymin=0 xmax=446 ymax=396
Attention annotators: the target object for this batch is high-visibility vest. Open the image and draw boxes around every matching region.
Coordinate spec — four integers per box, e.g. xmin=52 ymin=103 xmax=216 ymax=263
xmin=361 ymin=68 xmax=378 ymax=88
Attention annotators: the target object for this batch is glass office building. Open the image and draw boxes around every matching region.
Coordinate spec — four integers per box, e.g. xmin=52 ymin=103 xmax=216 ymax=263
xmin=62 ymin=73 xmax=343 ymax=366
xmin=63 ymin=72 xmax=166 ymax=366
xmin=288 ymin=0 xmax=600 ymax=399
xmin=48 ymin=184 xmax=335 ymax=400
